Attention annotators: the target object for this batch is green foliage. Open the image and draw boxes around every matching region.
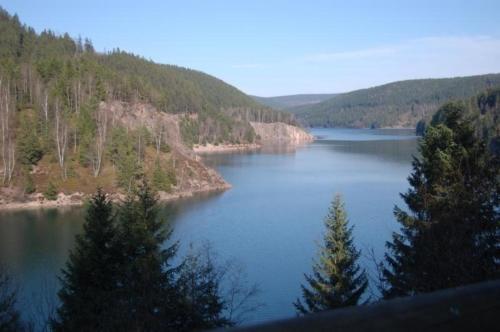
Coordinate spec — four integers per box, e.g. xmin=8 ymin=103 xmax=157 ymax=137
xmin=151 ymin=159 xmax=175 ymax=193
xmin=112 ymin=180 xmax=184 ymax=331
xmin=43 ymin=182 xmax=58 ymax=200
xmin=52 ymin=189 xmax=119 ymax=331
xmin=291 ymin=74 xmax=500 ymax=128
xmin=180 ymin=116 xmax=199 ymax=147
xmin=16 ymin=110 xmax=43 ymax=166
xmin=53 ymin=184 xmax=256 ymax=331
xmin=382 ymin=102 xmax=500 ymax=298
xmin=109 ymin=127 xmax=141 ymax=192
xmin=252 ymin=94 xmax=337 ymax=110
xmin=0 ymin=6 xmax=299 ymax=190
xmin=23 ymin=173 xmax=35 ymax=194
xmin=472 ymin=88 xmax=500 ymax=154
xmin=295 ymin=195 xmax=368 ymax=314
xmin=76 ymin=101 xmax=97 ymax=166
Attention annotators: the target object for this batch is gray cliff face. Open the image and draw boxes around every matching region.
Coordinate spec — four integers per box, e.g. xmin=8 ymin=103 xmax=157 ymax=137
xmin=250 ymin=122 xmax=314 ymax=145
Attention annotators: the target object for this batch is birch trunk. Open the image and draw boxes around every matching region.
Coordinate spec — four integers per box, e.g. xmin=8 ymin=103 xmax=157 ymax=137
xmin=55 ymin=100 xmax=68 ymax=179
xmin=92 ymin=106 xmax=107 ymax=177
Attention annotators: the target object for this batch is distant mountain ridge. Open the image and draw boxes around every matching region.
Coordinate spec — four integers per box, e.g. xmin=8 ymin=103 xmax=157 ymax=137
xmin=251 ymin=94 xmax=337 ymax=109
xmin=286 ymin=74 xmax=500 ymax=128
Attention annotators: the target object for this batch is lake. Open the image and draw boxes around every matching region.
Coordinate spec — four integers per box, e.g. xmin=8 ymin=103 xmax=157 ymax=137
xmin=0 ymin=128 xmax=417 ymax=326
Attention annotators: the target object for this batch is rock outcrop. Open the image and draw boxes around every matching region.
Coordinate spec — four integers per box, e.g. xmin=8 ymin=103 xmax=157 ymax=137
xmin=101 ymin=101 xmax=230 ymax=194
xmin=250 ymin=122 xmax=314 ymax=144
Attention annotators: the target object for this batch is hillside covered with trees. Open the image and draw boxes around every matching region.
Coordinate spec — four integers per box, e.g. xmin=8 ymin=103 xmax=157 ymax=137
xmin=251 ymin=94 xmax=337 ymax=110
xmin=0 ymin=8 xmax=300 ymax=203
xmin=288 ymin=74 xmax=500 ymax=128
xmin=414 ymin=88 xmax=500 ymax=154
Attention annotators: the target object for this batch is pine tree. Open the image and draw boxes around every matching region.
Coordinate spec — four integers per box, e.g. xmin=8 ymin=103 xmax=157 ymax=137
xmin=112 ymin=179 xmax=183 ymax=331
xmin=16 ymin=109 xmax=43 ymax=166
xmin=383 ymin=103 xmax=499 ymax=298
xmin=294 ymin=195 xmax=368 ymax=314
xmin=152 ymin=159 xmax=171 ymax=193
xmin=52 ymin=189 xmax=120 ymax=331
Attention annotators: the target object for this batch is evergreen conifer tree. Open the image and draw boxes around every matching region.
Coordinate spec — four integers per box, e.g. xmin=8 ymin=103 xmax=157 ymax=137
xmin=112 ymin=179 xmax=183 ymax=331
xmin=383 ymin=103 xmax=499 ymax=298
xmin=52 ymin=189 xmax=119 ymax=331
xmin=53 ymin=182 xmax=249 ymax=331
xmin=294 ymin=195 xmax=368 ymax=314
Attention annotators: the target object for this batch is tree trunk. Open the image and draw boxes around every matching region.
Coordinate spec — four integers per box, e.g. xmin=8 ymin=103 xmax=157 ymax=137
xmin=55 ymin=99 xmax=68 ymax=180
xmin=92 ymin=106 xmax=107 ymax=177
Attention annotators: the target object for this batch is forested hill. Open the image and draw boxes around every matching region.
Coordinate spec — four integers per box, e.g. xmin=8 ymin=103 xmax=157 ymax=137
xmin=288 ymin=74 xmax=500 ymax=128
xmin=251 ymin=94 xmax=337 ymax=110
xmin=444 ymin=88 xmax=500 ymax=154
xmin=0 ymin=8 xmax=301 ymax=203
xmin=0 ymin=7 xmax=296 ymax=143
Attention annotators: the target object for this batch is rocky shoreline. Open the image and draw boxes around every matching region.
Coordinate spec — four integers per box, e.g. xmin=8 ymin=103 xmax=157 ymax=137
xmin=192 ymin=143 xmax=261 ymax=154
xmin=0 ymin=182 xmax=231 ymax=211
xmin=193 ymin=122 xmax=315 ymax=154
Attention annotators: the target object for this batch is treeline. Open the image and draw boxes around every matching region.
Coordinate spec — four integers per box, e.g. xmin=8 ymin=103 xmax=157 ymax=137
xmin=289 ymin=74 xmax=500 ymax=128
xmin=295 ymin=100 xmax=499 ymax=312
xmin=1 ymin=181 xmax=259 ymax=331
xmin=417 ymin=88 xmax=500 ymax=153
xmin=179 ymin=106 xmax=297 ymax=147
xmin=0 ymin=7 xmax=296 ymax=195
xmin=251 ymin=94 xmax=337 ymax=110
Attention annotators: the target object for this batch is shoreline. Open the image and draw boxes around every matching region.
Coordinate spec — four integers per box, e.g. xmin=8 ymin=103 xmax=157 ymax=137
xmin=193 ymin=143 xmax=261 ymax=154
xmin=0 ymin=183 xmax=231 ymax=211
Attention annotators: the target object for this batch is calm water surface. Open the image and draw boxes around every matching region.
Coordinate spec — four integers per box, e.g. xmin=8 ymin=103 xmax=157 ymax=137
xmin=0 ymin=128 xmax=417 ymax=324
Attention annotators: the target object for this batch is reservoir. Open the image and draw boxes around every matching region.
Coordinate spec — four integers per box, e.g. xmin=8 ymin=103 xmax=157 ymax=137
xmin=0 ymin=128 xmax=417 ymax=326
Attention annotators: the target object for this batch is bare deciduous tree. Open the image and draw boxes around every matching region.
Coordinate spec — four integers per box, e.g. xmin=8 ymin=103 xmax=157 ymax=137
xmin=54 ymin=99 xmax=68 ymax=179
xmin=0 ymin=79 xmax=16 ymax=185
xmin=92 ymin=105 xmax=107 ymax=177
xmin=180 ymin=242 xmax=262 ymax=326
xmin=152 ymin=122 xmax=164 ymax=156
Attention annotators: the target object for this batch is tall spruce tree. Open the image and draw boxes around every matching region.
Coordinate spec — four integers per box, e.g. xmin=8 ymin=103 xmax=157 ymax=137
xmin=112 ymin=179 xmax=184 ymax=331
xmin=383 ymin=102 xmax=499 ymax=298
xmin=52 ymin=189 xmax=119 ymax=331
xmin=294 ymin=195 xmax=368 ymax=314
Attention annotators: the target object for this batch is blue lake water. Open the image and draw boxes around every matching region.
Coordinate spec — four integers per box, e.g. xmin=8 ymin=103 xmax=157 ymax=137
xmin=0 ymin=128 xmax=417 ymax=326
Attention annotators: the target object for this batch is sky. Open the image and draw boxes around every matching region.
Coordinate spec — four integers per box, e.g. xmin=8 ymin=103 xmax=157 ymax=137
xmin=3 ymin=0 xmax=500 ymax=96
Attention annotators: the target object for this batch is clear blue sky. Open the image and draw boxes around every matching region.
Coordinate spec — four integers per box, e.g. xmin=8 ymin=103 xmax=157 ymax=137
xmin=3 ymin=0 xmax=500 ymax=96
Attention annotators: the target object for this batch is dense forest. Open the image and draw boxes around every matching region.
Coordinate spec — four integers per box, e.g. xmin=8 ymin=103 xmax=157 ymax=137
xmin=251 ymin=94 xmax=337 ymax=110
xmin=0 ymin=8 xmax=296 ymax=199
xmin=416 ymin=88 xmax=500 ymax=153
xmin=288 ymin=74 xmax=500 ymax=128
